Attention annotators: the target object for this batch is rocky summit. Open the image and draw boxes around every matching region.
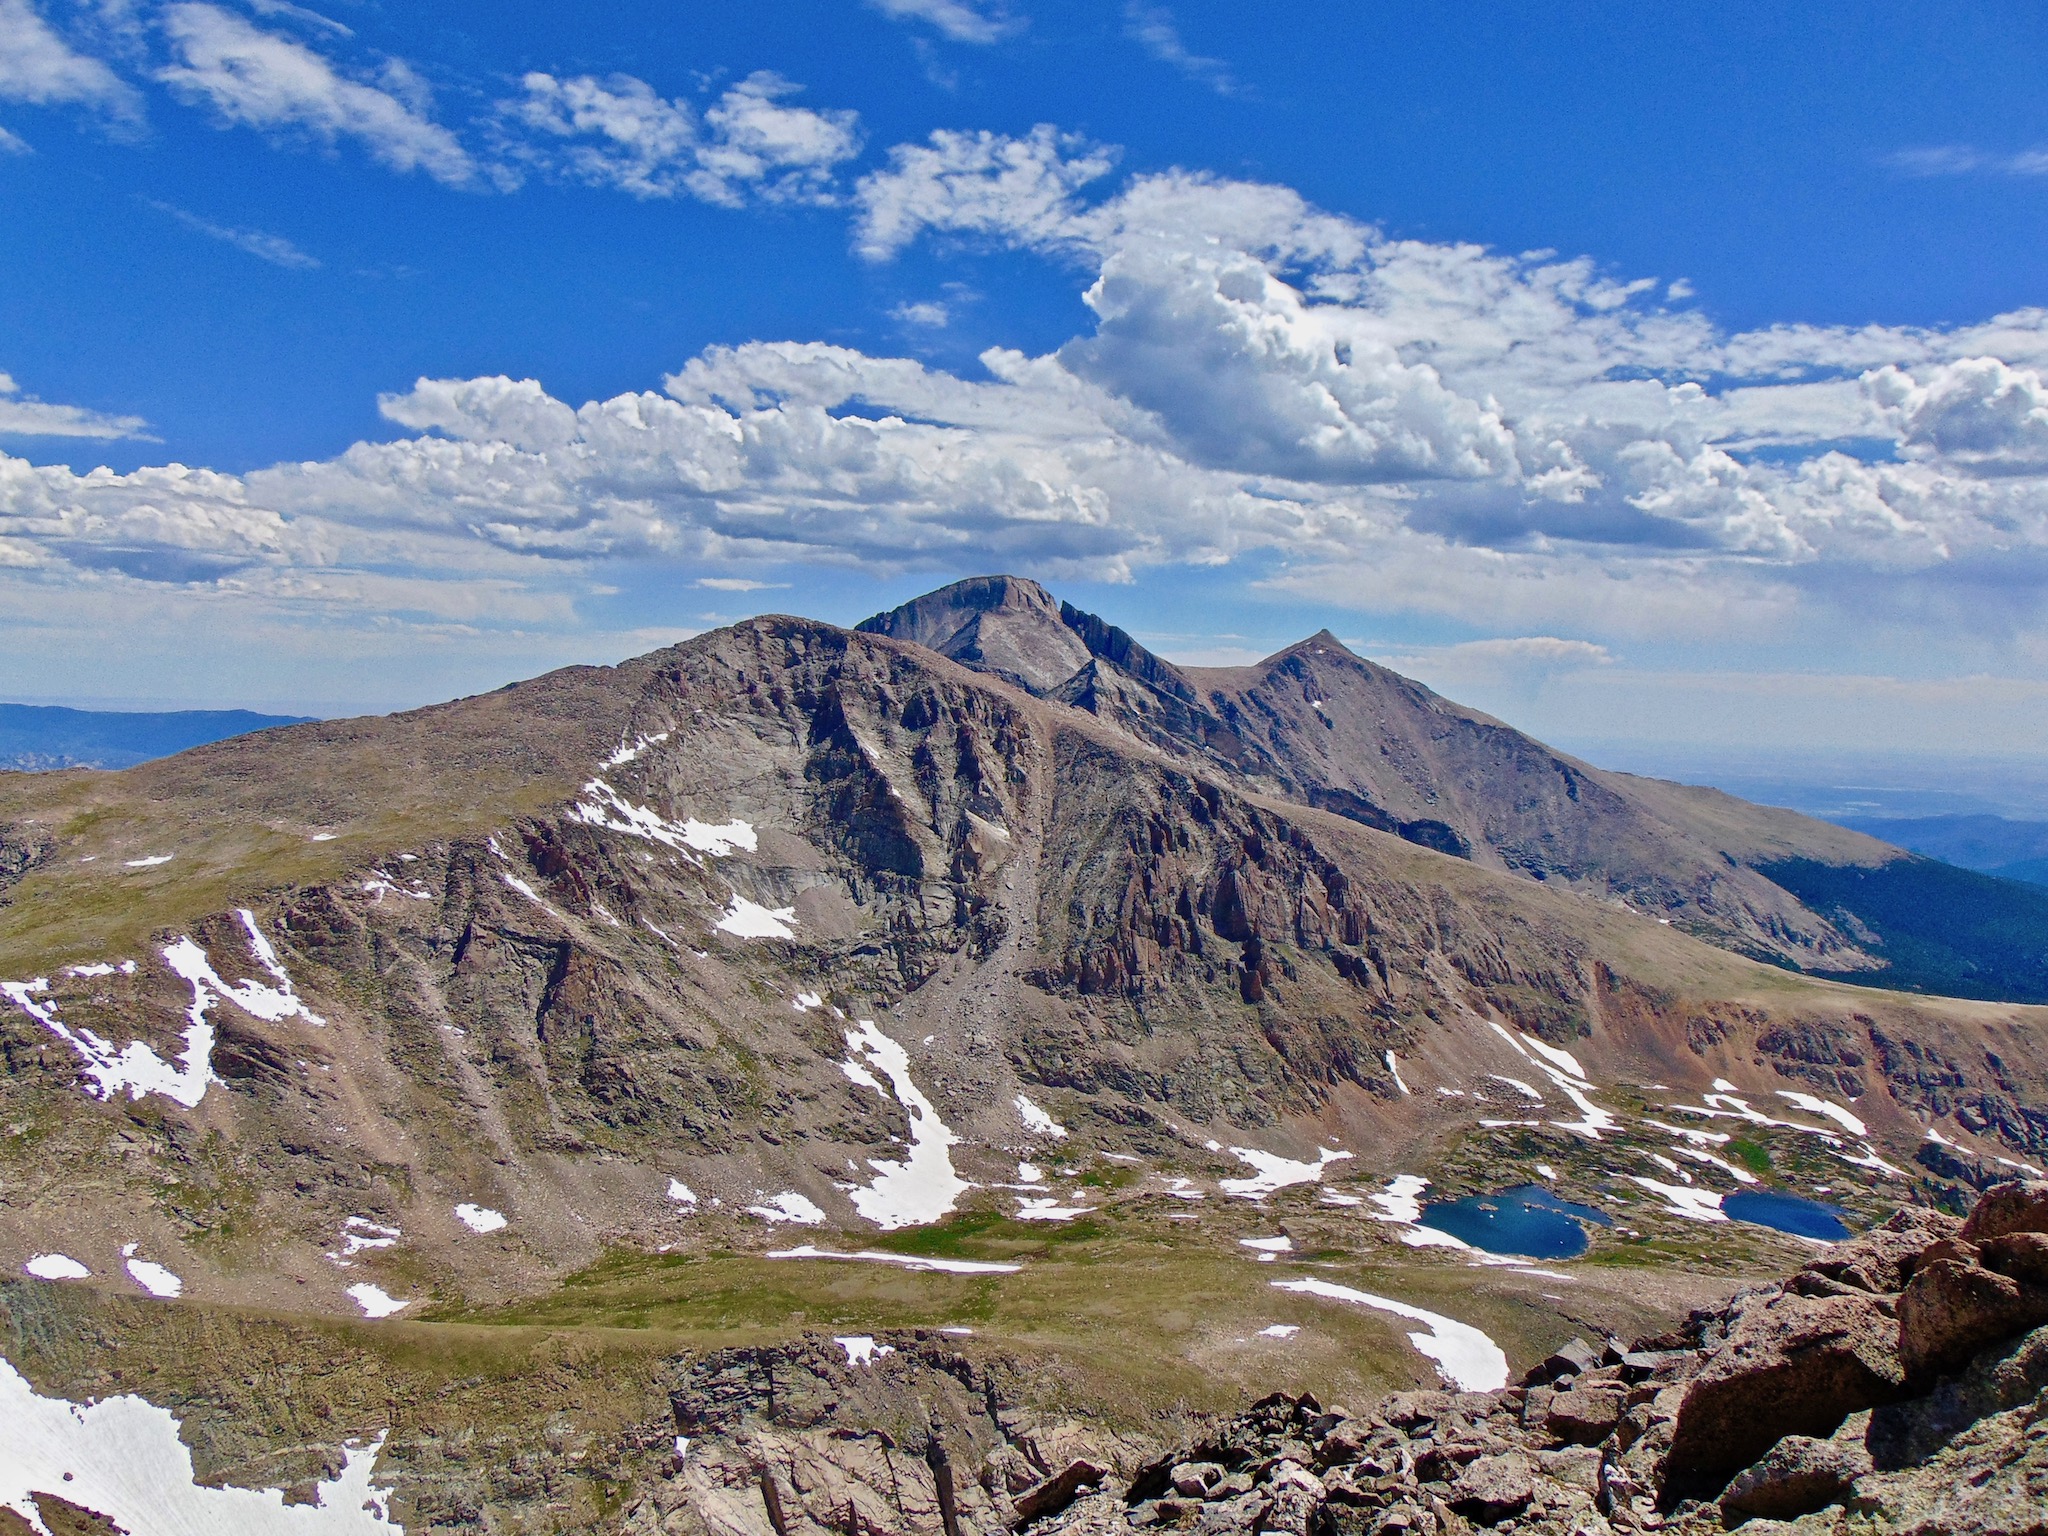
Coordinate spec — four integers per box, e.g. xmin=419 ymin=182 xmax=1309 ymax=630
xmin=2 ymin=578 xmax=2047 ymax=1533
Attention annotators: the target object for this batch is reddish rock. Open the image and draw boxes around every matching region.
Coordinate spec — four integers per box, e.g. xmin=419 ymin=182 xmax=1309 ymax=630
xmin=1981 ymin=1230 xmax=2048 ymax=1286
xmin=1960 ymin=1180 xmax=2048 ymax=1243
xmin=1544 ymin=1386 xmax=1626 ymax=1445
xmin=1896 ymin=1250 xmax=2048 ymax=1380
xmin=1448 ymin=1452 xmax=1535 ymax=1521
xmin=1664 ymin=1289 xmax=1905 ymax=1491
xmin=1720 ymin=1431 xmax=1873 ymax=1522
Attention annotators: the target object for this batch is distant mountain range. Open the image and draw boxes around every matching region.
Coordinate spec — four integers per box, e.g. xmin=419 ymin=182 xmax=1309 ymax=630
xmin=1834 ymin=812 xmax=2048 ymax=889
xmin=0 ymin=702 xmax=313 ymax=771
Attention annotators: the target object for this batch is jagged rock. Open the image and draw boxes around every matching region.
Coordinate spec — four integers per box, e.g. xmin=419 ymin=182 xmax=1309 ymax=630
xmin=1526 ymin=1339 xmax=1603 ymax=1386
xmin=1957 ymin=1180 xmax=2048 ymax=1242
xmin=1896 ymin=1241 xmax=2048 ymax=1379
xmin=1719 ymin=1423 xmax=1873 ymax=1522
xmin=1011 ymin=1459 xmax=1108 ymax=1528
xmin=1171 ymin=1462 xmax=1225 ymax=1497
xmin=1664 ymin=1290 xmax=1906 ymax=1492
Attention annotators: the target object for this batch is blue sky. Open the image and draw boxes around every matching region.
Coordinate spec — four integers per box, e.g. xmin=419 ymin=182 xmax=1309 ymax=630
xmin=4 ymin=1 xmax=2048 ymax=764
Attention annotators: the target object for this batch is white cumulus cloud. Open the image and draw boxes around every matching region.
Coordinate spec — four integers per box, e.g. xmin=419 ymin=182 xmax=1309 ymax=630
xmin=502 ymin=69 xmax=858 ymax=205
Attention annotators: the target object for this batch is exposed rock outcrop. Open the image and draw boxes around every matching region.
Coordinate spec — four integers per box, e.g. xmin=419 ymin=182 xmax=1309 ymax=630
xmin=829 ymin=1180 xmax=2048 ymax=1536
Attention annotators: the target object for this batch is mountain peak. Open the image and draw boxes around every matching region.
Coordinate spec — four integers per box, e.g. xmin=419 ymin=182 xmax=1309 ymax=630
xmin=857 ymin=575 xmax=1092 ymax=695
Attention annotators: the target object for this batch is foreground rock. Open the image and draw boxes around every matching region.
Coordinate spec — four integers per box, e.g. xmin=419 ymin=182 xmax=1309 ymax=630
xmin=623 ymin=1185 xmax=2048 ymax=1535
xmin=1097 ymin=1181 xmax=2048 ymax=1536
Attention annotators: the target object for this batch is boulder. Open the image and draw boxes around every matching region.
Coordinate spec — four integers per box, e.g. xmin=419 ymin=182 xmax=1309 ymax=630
xmin=1524 ymin=1338 xmax=1601 ymax=1386
xmin=1896 ymin=1246 xmax=2048 ymax=1380
xmin=1170 ymin=1462 xmax=1224 ymax=1498
xmin=1664 ymin=1289 xmax=1904 ymax=1493
xmin=1958 ymin=1179 xmax=2048 ymax=1242
xmin=1798 ymin=1206 xmax=1959 ymax=1295
xmin=1544 ymin=1386 xmax=1626 ymax=1445
xmin=1447 ymin=1452 xmax=1535 ymax=1523
xmin=1719 ymin=1430 xmax=1873 ymax=1522
xmin=1981 ymin=1230 xmax=2048 ymax=1286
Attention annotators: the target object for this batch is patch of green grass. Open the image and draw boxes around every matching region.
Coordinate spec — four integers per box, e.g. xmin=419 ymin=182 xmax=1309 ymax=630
xmin=1727 ymin=1137 xmax=1773 ymax=1177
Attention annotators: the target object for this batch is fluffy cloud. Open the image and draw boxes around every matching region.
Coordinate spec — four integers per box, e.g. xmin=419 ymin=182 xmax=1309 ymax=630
xmin=0 ymin=0 xmax=142 ymax=121
xmin=0 ymin=372 xmax=151 ymax=440
xmin=1867 ymin=357 xmax=2048 ymax=473
xmin=157 ymin=3 xmax=473 ymax=185
xmin=14 ymin=123 xmax=2048 ymax=670
xmin=503 ymin=70 xmax=858 ymax=205
xmin=854 ymin=125 xmax=1115 ymax=259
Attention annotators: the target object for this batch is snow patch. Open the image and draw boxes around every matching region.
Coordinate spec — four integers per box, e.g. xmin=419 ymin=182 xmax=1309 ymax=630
xmin=666 ymin=1179 xmax=698 ymax=1206
xmin=454 ymin=1204 xmax=507 ymax=1235
xmin=1367 ymin=1174 xmax=1430 ymax=1226
xmin=125 ymin=1258 xmax=182 ymax=1298
xmin=1220 ymin=1146 xmax=1352 ymax=1199
xmin=1519 ymin=1033 xmax=1589 ymax=1082
xmin=1015 ymin=1093 xmax=1068 ymax=1138
xmin=346 ymin=1284 xmax=409 ymax=1319
xmin=1669 ymin=1145 xmax=1758 ymax=1184
xmin=1623 ymin=1175 xmax=1727 ymax=1222
xmin=793 ymin=990 xmax=825 ymax=1012
xmin=1384 ymin=1050 xmax=1410 ymax=1095
xmin=8 ymin=914 xmax=322 ymax=1111
xmin=0 ymin=1358 xmax=397 ymax=1533
xmin=23 ymin=1254 xmax=89 ymax=1280
xmin=1272 ymin=1278 xmax=1508 ymax=1391
xmin=715 ymin=895 xmax=796 ymax=939
xmin=747 ymin=1193 xmax=827 ymax=1225
xmin=841 ymin=1020 xmax=969 ymax=1229
xmin=570 ymin=777 xmax=759 ymax=858
xmin=1240 ymin=1236 xmax=1293 ymax=1262
xmin=835 ymin=1336 xmax=895 ymax=1366
xmin=1014 ymin=1197 xmax=1094 ymax=1222
xmin=124 ymin=854 xmax=173 ymax=867
xmin=1258 ymin=1323 xmax=1300 ymax=1339
xmin=330 ymin=1218 xmax=400 ymax=1263
xmin=1489 ymin=1075 xmax=1544 ymax=1102
xmin=604 ymin=731 xmax=671 ymax=767
xmin=1778 ymin=1091 xmax=1868 ymax=1137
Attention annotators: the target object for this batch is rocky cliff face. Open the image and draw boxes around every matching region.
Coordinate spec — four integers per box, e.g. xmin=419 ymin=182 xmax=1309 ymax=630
xmin=2 ymin=599 xmax=2047 ymax=1321
xmin=861 ymin=577 xmax=2048 ymax=998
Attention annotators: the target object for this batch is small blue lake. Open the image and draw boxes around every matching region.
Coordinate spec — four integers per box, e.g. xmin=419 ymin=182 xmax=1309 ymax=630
xmin=1723 ymin=1190 xmax=1852 ymax=1241
xmin=1416 ymin=1184 xmax=1612 ymax=1259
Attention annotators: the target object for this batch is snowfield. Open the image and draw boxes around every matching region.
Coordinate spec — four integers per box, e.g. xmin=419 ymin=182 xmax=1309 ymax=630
xmin=0 ymin=1357 xmax=399 ymax=1533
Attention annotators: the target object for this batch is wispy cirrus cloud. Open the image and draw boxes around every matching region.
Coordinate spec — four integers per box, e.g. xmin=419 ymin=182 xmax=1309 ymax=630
xmin=0 ymin=0 xmax=144 ymax=125
xmin=1123 ymin=3 xmax=1239 ymax=97
xmin=156 ymin=3 xmax=475 ymax=185
xmin=867 ymin=0 xmax=1019 ymax=45
xmin=1883 ymin=143 xmax=2048 ymax=177
xmin=143 ymin=198 xmax=320 ymax=268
